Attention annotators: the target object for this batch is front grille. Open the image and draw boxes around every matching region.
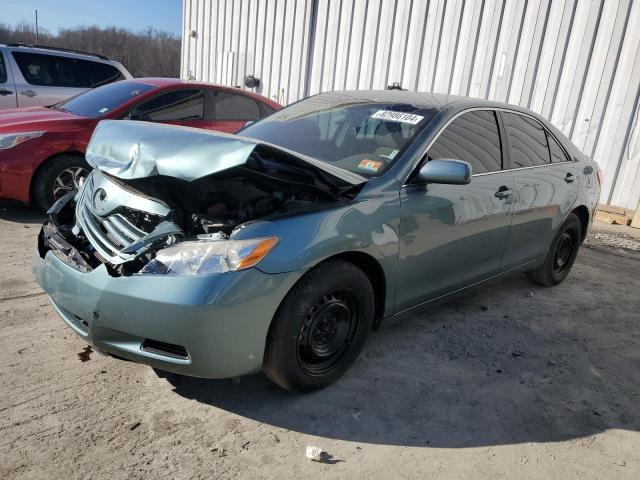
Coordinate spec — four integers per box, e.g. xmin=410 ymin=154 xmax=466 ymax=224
xmin=75 ymin=171 xmax=168 ymax=265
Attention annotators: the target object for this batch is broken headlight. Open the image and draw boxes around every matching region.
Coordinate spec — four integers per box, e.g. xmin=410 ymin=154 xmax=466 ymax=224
xmin=138 ymin=237 xmax=278 ymax=275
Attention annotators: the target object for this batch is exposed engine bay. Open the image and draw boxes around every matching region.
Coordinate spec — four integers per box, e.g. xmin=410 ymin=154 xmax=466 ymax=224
xmin=39 ymin=133 xmax=365 ymax=277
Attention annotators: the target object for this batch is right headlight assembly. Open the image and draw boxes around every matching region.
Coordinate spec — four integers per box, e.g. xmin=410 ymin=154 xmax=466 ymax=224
xmin=138 ymin=237 xmax=279 ymax=276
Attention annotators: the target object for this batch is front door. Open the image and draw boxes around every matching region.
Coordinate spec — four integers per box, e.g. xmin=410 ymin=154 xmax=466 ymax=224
xmin=396 ymin=110 xmax=515 ymax=311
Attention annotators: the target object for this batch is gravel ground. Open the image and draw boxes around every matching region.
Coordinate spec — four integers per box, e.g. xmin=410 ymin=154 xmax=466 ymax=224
xmin=1 ymin=200 xmax=640 ymax=480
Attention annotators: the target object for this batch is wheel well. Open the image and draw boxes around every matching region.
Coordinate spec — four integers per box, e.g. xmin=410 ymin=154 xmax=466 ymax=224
xmin=322 ymin=251 xmax=387 ymax=329
xmin=572 ymin=205 xmax=590 ymax=242
xmin=29 ymin=151 xmax=86 ymax=202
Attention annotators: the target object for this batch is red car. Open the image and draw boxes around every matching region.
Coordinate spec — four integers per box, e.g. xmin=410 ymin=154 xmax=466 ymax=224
xmin=0 ymin=78 xmax=281 ymax=210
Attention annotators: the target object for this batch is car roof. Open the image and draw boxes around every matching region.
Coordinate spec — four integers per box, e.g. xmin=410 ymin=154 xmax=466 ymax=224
xmin=132 ymin=77 xmax=254 ymax=90
xmin=0 ymin=43 xmax=112 ymax=62
xmin=131 ymin=78 xmax=281 ymax=107
xmin=311 ymin=90 xmax=540 ymax=117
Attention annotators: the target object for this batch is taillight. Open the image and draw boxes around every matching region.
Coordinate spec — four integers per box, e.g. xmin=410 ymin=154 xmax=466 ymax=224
xmin=596 ymin=169 xmax=604 ymax=186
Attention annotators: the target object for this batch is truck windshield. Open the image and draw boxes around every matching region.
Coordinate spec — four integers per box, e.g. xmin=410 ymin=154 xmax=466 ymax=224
xmin=53 ymin=81 xmax=157 ymax=118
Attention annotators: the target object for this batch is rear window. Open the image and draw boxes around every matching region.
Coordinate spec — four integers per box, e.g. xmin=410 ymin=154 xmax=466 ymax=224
xmin=13 ymin=51 xmax=86 ymax=87
xmin=77 ymin=59 xmax=124 ymax=88
xmin=53 ymin=81 xmax=157 ymax=118
xmin=0 ymin=53 xmax=7 ymax=83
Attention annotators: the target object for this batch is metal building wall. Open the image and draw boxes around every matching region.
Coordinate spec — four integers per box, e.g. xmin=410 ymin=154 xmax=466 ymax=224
xmin=182 ymin=0 xmax=640 ymax=211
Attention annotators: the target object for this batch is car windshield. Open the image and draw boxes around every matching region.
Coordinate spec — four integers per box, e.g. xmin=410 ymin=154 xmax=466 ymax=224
xmin=53 ymin=81 xmax=158 ymax=118
xmin=240 ymin=93 xmax=437 ymax=177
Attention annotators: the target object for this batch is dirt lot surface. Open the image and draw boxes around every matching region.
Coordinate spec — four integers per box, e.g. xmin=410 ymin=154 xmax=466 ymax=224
xmin=1 ymin=200 xmax=639 ymax=479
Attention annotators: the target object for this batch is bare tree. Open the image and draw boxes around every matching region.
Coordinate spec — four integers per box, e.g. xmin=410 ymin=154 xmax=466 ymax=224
xmin=0 ymin=23 xmax=180 ymax=77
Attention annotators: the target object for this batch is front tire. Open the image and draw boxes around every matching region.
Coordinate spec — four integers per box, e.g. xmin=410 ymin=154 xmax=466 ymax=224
xmin=527 ymin=213 xmax=582 ymax=286
xmin=263 ymin=260 xmax=375 ymax=392
xmin=32 ymin=155 xmax=90 ymax=211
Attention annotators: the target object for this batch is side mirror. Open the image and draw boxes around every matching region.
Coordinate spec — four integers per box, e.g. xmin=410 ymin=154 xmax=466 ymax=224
xmin=417 ymin=159 xmax=472 ymax=185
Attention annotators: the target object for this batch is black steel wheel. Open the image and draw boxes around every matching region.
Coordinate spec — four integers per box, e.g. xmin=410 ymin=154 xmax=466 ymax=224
xmin=552 ymin=231 xmax=574 ymax=276
xmin=263 ymin=260 xmax=375 ymax=392
xmin=296 ymin=290 xmax=362 ymax=376
xmin=527 ymin=212 xmax=582 ymax=286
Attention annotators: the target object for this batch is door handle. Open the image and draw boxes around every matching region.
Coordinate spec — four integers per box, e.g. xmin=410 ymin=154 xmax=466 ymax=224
xmin=495 ymin=186 xmax=512 ymax=198
xmin=20 ymin=90 xmax=37 ymax=97
xmin=0 ymin=89 xmax=13 ymax=96
xmin=565 ymin=173 xmax=576 ymax=183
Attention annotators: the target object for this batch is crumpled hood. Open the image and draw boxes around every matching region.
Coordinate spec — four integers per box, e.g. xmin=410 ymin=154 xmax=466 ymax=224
xmin=86 ymin=120 xmax=366 ymax=186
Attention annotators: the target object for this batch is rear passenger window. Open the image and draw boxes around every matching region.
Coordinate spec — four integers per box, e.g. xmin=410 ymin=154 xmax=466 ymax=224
xmin=0 ymin=53 xmax=7 ymax=83
xmin=547 ymin=132 xmax=570 ymax=163
xmin=77 ymin=59 xmax=124 ymax=87
xmin=136 ymin=89 xmax=205 ymax=121
xmin=427 ymin=110 xmax=503 ymax=174
xmin=213 ymin=91 xmax=261 ymax=121
xmin=502 ymin=112 xmax=550 ymax=168
xmin=13 ymin=52 xmax=86 ymax=87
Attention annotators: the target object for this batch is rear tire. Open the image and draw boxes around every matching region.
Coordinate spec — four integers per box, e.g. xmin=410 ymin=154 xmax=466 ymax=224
xmin=263 ymin=260 xmax=375 ymax=392
xmin=32 ymin=155 xmax=90 ymax=211
xmin=527 ymin=213 xmax=582 ymax=286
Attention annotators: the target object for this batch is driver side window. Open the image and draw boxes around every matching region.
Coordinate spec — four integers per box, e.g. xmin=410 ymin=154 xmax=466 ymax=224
xmin=133 ymin=89 xmax=205 ymax=121
xmin=427 ymin=110 xmax=503 ymax=175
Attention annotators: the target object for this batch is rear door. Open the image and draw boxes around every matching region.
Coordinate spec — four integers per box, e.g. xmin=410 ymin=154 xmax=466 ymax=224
xmin=0 ymin=51 xmax=17 ymax=109
xmin=500 ymin=112 xmax=580 ymax=268
xmin=206 ymin=90 xmax=263 ymax=133
xmin=10 ymin=51 xmax=88 ymax=107
xmin=396 ymin=110 xmax=516 ymax=311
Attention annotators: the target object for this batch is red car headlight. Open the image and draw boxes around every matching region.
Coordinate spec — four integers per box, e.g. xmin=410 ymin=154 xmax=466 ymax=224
xmin=0 ymin=131 xmax=45 ymax=150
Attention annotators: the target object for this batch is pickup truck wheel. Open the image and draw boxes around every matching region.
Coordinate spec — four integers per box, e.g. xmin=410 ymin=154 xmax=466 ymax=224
xmin=33 ymin=155 xmax=90 ymax=211
xmin=263 ymin=260 xmax=375 ymax=392
xmin=527 ymin=213 xmax=582 ymax=286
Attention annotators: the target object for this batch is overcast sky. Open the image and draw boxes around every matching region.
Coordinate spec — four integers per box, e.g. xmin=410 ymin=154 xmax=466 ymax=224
xmin=3 ymin=0 xmax=183 ymax=37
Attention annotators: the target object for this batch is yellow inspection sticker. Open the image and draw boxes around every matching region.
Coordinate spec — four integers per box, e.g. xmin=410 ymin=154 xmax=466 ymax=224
xmin=371 ymin=110 xmax=424 ymax=124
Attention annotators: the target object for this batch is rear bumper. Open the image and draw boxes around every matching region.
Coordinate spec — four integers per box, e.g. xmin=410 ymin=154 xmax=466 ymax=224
xmin=32 ymin=247 xmax=303 ymax=378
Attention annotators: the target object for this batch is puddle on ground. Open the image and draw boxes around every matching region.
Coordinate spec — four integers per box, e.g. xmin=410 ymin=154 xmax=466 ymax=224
xmin=78 ymin=345 xmax=93 ymax=362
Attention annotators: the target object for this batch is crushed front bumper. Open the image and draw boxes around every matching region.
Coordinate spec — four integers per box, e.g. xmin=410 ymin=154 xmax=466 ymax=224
xmin=32 ymin=240 xmax=303 ymax=378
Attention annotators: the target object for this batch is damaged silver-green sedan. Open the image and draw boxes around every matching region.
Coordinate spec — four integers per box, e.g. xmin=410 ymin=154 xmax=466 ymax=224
xmin=33 ymin=91 xmax=601 ymax=391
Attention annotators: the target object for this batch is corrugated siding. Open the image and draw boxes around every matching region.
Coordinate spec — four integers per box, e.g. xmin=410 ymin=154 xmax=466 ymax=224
xmin=182 ymin=0 xmax=640 ymax=210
